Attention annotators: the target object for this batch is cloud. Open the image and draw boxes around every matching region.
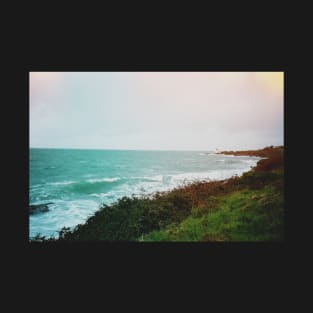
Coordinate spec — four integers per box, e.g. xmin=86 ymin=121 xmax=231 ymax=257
xmin=30 ymin=72 xmax=284 ymax=150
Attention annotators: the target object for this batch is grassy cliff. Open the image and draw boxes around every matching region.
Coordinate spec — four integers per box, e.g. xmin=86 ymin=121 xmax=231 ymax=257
xmin=142 ymin=146 xmax=284 ymax=241
xmin=33 ymin=146 xmax=284 ymax=242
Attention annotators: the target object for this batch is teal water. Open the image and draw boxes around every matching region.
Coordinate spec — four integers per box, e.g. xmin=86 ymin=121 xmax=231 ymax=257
xmin=29 ymin=148 xmax=261 ymax=239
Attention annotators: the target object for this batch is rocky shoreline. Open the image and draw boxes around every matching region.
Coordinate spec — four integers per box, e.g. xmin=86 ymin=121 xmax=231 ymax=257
xmin=29 ymin=203 xmax=53 ymax=215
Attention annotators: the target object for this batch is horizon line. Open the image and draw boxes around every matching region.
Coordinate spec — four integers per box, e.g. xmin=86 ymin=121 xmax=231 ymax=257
xmin=29 ymin=147 xmax=215 ymax=152
xmin=29 ymin=145 xmax=282 ymax=152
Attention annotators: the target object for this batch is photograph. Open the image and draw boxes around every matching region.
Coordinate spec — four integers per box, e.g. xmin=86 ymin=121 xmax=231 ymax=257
xmin=29 ymin=71 xmax=284 ymax=242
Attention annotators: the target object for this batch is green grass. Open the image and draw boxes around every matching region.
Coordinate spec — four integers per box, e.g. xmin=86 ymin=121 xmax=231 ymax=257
xmin=142 ymin=186 xmax=284 ymax=242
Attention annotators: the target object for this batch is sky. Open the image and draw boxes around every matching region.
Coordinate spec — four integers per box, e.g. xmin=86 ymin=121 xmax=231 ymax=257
xmin=30 ymin=72 xmax=284 ymax=151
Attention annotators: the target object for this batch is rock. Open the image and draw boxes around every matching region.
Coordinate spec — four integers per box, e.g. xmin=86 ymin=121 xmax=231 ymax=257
xmin=29 ymin=202 xmax=53 ymax=215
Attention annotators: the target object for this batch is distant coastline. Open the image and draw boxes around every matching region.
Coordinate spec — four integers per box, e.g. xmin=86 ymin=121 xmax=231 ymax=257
xmin=218 ymin=145 xmax=284 ymax=157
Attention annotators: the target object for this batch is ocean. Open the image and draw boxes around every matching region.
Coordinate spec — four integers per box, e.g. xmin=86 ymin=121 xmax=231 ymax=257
xmin=29 ymin=148 xmax=261 ymax=239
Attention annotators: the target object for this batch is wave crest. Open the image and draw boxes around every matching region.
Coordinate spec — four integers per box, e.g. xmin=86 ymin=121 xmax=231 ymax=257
xmin=87 ymin=177 xmax=120 ymax=183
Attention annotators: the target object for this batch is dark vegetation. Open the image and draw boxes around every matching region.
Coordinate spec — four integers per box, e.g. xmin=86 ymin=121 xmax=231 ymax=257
xmin=31 ymin=146 xmax=284 ymax=242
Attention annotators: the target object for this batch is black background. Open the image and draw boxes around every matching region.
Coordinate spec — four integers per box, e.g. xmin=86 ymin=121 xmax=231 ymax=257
xmin=5 ymin=4 xmax=300 ymax=305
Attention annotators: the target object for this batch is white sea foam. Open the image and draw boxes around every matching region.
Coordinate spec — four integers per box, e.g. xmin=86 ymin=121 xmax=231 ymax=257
xmin=47 ymin=181 xmax=76 ymax=186
xmin=29 ymin=199 xmax=100 ymax=239
xmin=111 ymin=165 xmax=258 ymax=201
xmin=87 ymin=177 xmax=120 ymax=183
xmin=126 ymin=175 xmax=164 ymax=182
xmin=170 ymin=169 xmax=241 ymax=184
xmin=242 ymin=159 xmax=258 ymax=165
xmin=90 ymin=192 xmax=115 ymax=198
xmin=30 ymin=184 xmax=44 ymax=189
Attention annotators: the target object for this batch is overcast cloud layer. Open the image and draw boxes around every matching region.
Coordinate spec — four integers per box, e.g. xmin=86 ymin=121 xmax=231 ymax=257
xmin=30 ymin=72 xmax=284 ymax=150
